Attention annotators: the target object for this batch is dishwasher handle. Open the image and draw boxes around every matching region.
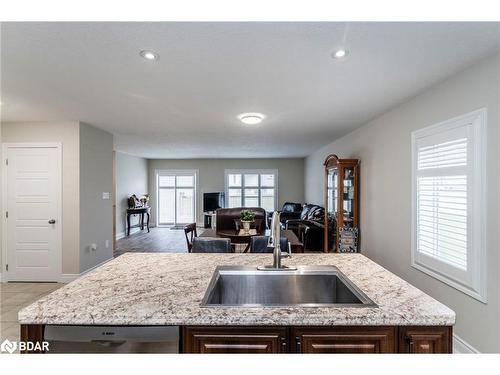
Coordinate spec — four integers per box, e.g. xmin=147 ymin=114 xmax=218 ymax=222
xmin=90 ymin=340 xmax=127 ymax=347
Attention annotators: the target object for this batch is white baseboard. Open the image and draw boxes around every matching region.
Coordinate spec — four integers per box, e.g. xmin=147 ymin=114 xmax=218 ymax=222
xmin=453 ymin=334 xmax=479 ymax=353
xmin=80 ymin=258 xmax=112 ymax=276
xmin=116 ymin=227 xmax=141 ymax=240
xmin=1 ymin=270 xmax=78 ymax=283
xmin=59 ymin=273 xmax=80 ymax=283
xmin=2 ymin=258 xmax=111 ymax=284
xmin=59 ymin=258 xmax=112 ymax=283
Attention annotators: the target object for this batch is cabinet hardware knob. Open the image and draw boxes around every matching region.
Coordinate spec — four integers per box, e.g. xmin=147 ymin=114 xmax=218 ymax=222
xmin=408 ymin=339 xmax=414 ymax=353
xmin=295 ymin=336 xmax=302 ymax=353
xmin=281 ymin=338 xmax=287 ymax=352
xmin=48 ymin=219 xmax=56 ymax=224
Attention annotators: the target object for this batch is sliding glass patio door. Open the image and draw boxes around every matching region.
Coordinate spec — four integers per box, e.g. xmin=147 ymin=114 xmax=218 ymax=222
xmin=157 ymin=171 xmax=197 ymax=226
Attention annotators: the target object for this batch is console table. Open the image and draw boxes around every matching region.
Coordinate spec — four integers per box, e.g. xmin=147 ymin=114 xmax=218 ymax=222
xmin=126 ymin=206 xmax=151 ymax=236
xmin=203 ymin=212 xmax=217 ymax=229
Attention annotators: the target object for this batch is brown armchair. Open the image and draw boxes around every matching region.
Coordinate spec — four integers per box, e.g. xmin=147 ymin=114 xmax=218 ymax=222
xmin=215 ymin=207 xmax=266 ymax=235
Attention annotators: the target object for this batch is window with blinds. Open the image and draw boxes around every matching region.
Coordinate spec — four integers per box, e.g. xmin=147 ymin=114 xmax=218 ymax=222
xmin=225 ymin=169 xmax=278 ymax=211
xmin=411 ymin=109 xmax=486 ymax=302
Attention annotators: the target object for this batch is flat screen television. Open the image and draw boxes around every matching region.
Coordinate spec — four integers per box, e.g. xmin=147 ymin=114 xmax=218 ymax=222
xmin=203 ymin=192 xmax=225 ymax=212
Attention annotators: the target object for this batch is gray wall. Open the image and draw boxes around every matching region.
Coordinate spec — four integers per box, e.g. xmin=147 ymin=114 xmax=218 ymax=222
xmin=115 ymin=152 xmax=148 ymax=237
xmin=148 ymin=158 xmax=305 ymax=225
xmin=79 ymin=123 xmax=114 ymax=273
xmin=305 ymin=53 xmax=500 ymax=352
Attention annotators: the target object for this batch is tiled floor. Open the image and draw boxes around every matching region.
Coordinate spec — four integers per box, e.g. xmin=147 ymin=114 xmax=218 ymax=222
xmin=1 ymin=227 xmax=261 ymax=353
xmin=0 ymin=282 xmax=64 ymax=351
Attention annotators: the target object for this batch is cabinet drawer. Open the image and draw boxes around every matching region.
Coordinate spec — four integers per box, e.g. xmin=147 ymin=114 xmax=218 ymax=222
xmin=292 ymin=326 xmax=396 ymax=353
xmin=183 ymin=327 xmax=288 ymax=354
xmin=398 ymin=326 xmax=452 ymax=353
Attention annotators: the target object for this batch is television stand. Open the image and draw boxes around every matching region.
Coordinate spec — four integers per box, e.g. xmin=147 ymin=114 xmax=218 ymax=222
xmin=203 ymin=212 xmax=216 ymax=229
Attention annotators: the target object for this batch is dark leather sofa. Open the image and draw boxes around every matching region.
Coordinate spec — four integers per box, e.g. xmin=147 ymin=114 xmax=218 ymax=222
xmin=215 ymin=207 xmax=266 ymax=235
xmin=267 ymin=202 xmax=303 ymax=228
xmin=284 ymin=204 xmax=334 ymax=251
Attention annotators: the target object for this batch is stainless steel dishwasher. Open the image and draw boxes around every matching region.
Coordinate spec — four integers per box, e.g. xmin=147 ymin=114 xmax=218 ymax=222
xmin=44 ymin=325 xmax=179 ymax=353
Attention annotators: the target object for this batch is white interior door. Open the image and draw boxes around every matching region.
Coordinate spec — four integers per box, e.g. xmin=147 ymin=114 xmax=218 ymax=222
xmin=3 ymin=144 xmax=62 ymax=281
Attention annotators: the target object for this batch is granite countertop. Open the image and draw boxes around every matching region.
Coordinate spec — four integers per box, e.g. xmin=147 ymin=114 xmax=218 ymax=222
xmin=18 ymin=253 xmax=455 ymax=326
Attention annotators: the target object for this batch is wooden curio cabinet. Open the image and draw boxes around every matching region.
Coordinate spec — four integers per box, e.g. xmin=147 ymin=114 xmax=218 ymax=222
xmin=324 ymin=154 xmax=360 ymax=252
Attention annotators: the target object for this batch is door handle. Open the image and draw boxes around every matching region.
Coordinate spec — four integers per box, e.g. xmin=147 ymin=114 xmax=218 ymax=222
xmin=48 ymin=219 xmax=56 ymax=224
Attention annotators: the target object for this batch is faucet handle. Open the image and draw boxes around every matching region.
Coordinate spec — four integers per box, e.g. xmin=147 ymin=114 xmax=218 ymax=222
xmin=267 ymin=235 xmax=274 ymax=248
xmin=281 ymin=242 xmax=292 ymax=259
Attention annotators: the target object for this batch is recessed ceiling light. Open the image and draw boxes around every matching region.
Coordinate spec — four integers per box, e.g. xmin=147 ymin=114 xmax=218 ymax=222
xmin=332 ymin=49 xmax=348 ymax=59
xmin=140 ymin=50 xmax=159 ymax=61
xmin=238 ymin=113 xmax=266 ymax=125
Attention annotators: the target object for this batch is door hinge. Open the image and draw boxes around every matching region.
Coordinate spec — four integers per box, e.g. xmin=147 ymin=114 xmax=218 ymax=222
xmin=5 ymin=264 xmax=8 ymax=271
xmin=5 ymin=211 xmax=8 ymax=219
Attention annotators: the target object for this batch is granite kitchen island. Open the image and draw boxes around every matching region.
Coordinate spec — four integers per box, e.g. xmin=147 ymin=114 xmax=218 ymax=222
xmin=19 ymin=253 xmax=455 ymax=353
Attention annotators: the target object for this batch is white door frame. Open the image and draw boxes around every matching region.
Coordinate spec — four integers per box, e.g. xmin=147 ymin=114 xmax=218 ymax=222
xmin=155 ymin=169 xmax=199 ymax=227
xmin=1 ymin=142 xmax=63 ymax=282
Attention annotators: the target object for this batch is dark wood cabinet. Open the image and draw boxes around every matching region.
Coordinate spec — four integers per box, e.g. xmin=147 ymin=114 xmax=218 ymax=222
xmin=20 ymin=324 xmax=45 ymax=354
xmin=22 ymin=324 xmax=453 ymax=354
xmin=324 ymin=154 xmax=360 ymax=252
xmin=182 ymin=326 xmax=288 ymax=354
xmin=398 ymin=326 xmax=452 ymax=354
xmin=292 ymin=326 xmax=396 ymax=353
xmin=182 ymin=326 xmax=452 ymax=354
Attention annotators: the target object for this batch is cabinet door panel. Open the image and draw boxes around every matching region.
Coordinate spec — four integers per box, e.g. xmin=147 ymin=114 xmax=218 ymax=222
xmin=183 ymin=327 xmax=288 ymax=354
xmin=293 ymin=327 xmax=396 ymax=354
xmin=398 ymin=327 xmax=452 ymax=353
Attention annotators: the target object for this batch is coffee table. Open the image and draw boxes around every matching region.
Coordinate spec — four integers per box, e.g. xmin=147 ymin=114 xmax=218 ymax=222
xmin=200 ymin=228 xmax=304 ymax=253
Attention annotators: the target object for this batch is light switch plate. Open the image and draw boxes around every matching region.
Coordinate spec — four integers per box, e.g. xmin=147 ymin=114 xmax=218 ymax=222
xmin=102 ymin=192 xmax=110 ymax=200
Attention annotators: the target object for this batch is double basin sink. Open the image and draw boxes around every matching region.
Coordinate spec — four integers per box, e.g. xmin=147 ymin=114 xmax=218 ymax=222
xmin=201 ymin=265 xmax=376 ymax=307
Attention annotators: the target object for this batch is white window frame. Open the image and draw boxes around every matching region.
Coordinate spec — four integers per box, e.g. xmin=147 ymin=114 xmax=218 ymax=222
xmin=411 ymin=108 xmax=487 ymax=303
xmin=224 ymin=169 xmax=278 ymax=211
xmin=155 ymin=169 xmax=199 ymax=226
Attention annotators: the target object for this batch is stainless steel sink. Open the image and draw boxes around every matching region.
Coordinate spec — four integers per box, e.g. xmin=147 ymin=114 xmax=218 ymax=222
xmin=201 ymin=265 xmax=377 ymax=307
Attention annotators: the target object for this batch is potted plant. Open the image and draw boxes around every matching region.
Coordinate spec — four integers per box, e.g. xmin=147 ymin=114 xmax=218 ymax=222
xmin=240 ymin=210 xmax=256 ymax=233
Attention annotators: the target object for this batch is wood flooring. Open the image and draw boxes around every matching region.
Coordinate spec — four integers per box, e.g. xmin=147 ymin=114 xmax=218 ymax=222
xmin=114 ymin=227 xmax=193 ymax=257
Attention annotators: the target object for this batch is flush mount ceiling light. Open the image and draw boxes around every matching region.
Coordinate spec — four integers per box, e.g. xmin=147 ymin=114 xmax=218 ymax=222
xmin=238 ymin=113 xmax=266 ymax=125
xmin=140 ymin=50 xmax=159 ymax=61
xmin=332 ymin=49 xmax=349 ymax=59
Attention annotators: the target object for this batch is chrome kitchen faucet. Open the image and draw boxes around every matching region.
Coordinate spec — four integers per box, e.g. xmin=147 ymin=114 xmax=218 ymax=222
xmin=258 ymin=212 xmax=296 ymax=270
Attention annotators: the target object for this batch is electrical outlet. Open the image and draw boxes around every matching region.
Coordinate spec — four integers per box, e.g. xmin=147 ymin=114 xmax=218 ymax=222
xmin=102 ymin=192 xmax=110 ymax=200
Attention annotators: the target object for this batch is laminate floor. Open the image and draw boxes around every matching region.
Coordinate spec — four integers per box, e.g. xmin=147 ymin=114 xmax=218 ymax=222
xmin=114 ymin=227 xmax=198 ymax=257
xmin=114 ymin=227 xmax=253 ymax=257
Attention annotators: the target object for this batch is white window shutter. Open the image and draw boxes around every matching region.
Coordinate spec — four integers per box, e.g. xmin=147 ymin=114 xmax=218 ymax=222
xmin=411 ymin=109 xmax=487 ymax=303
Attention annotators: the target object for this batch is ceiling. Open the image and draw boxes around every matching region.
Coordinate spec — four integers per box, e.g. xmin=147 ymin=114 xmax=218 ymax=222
xmin=1 ymin=22 xmax=500 ymax=158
